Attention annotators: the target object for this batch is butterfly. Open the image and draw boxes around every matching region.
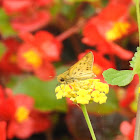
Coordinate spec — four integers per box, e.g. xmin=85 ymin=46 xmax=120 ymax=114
xmin=57 ymin=52 xmax=96 ymax=84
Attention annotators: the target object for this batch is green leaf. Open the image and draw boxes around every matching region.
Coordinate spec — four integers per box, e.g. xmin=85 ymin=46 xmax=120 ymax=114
xmin=130 ymin=46 xmax=140 ymax=75
xmin=87 ymin=88 xmax=119 ymax=115
xmin=103 ymin=68 xmax=134 ymax=86
xmin=0 ymin=8 xmax=16 ymax=37
xmin=7 ymin=66 xmax=69 ymax=112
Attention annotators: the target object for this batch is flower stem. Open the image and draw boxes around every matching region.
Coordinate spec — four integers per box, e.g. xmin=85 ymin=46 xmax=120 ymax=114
xmin=56 ymin=18 xmax=85 ymax=42
xmin=136 ymin=0 xmax=140 ymax=46
xmin=134 ymin=92 xmax=140 ymax=140
xmin=80 ymin=104 xmax=96 ymax=140
xmin=134 ymin=0 xmax=140 ymax=140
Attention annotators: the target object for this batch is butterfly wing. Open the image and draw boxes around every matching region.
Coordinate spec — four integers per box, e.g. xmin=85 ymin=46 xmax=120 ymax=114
xmin=57 ymin=52 xmax=95 ymax=84
xmin=69 ymin=52 xmax=95 ymax=80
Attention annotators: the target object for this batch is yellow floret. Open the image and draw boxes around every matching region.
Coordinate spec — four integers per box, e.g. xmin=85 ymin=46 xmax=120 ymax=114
xmin=64 ymin=85 xmax=72 ymax=93
xmin=56 ymin=90 xmax=64 ymax=99
xmin=91 ymin=90 xmax=100 ymax=97
xmin=98 ymin=93 xmax=107 ymax=104
xmin=76 ymin=89 xmax=91 ymax=104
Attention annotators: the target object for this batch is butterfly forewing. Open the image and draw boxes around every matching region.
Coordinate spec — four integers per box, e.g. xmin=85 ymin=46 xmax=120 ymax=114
xmin=69 ymin=52 xmax=94 ymax=79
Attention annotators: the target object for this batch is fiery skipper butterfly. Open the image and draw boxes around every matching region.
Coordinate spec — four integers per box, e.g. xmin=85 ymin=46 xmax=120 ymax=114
xmin=57 ymin=52 xmax=96 ymax=84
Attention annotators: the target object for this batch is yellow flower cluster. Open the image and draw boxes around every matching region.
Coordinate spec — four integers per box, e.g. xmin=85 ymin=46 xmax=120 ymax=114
xmin=55 ymin=79 xmax=109 ymax=105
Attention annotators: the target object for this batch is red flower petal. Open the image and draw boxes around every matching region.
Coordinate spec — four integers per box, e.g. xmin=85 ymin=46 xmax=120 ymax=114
xmin=0 ymin=121 xmax=6 ymax=140
xmin=120 ymin=118 xmax=136 ymax=140
xmin=0 ymin=38 xmax=21 ymax=75
xmin=120 ymin=121 xmax=132 ymax=136
xmin=7 ymin=119 xmax=34 ymax=139
xmin=19 ymin=32 xmax=35 ymax=45
xmin=34 ymin=62 xmax=56 ymax=81
xmin=14 ymin=94 xmax=34 ymax=110
xmin=3 ymin=0 xmax=32 ymax=14
xmin=109 ymin=0 xmax=132 ymax=6
xmin=35 ymin=0 xmax=53 ymax=6
xmin=109 ymin=42 xmax=133 ymax=60
xmin=30 ymin=110 xmax=51 ymax=133
xmin=98 ymin=3 xmax=128 ymax=21
xmin=34 ymin=31 xmax=62 ymax=62
xmin=0 ymin=86 xmax=4 ymax=99
xmin=0 ymin=97 xmax=16 ymax=121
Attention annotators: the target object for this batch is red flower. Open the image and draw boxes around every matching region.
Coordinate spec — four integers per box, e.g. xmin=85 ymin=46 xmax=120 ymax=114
xmin=0 ymin=87 xmax=51 ymax=139
xmin=11 ymin=10 xmax=51 ymax=33
xmin=119 ymin=75 xmax=139 ymax=108
xmin=82 ymin=1 xmax=136 ymax=60
xmin=7 ymin=94 xmax=51 ymax=139
xmin=17 ymin=31 xmax=62 ymax=81
xmin=120 ymin=118 xmax=136 ymax=140
xmin=0 ymin=38 xmax=21 ymax=76
xmin=0 ymin=121 xmax=7 ymax=140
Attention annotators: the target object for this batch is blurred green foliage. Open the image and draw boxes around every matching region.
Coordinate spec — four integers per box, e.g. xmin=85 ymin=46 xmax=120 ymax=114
xmin=0 ymin=8 xmax=16 ymax=37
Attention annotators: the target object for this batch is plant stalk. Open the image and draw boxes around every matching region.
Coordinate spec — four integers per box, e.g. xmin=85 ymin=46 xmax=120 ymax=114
xmin=81 ymin=104 xmax=96 ymax=140
xmin=136 ymin=0 xmax=140 ymax=46
xmin=134 ymin=0 xmax=140 ymax=140
xmin=134 ymin=92 xmax=140 ymax=140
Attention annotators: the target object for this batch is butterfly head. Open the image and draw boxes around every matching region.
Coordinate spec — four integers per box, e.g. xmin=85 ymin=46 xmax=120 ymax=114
xmin=57 ymin=74 xmax=65 ymax=84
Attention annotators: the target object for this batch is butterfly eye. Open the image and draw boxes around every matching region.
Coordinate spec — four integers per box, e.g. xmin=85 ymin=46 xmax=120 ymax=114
xmin=60 ymin=78 xmax=64 ymax=82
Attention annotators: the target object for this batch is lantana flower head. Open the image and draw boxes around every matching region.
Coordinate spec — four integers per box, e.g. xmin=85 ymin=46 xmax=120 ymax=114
xmin=55 ymin=79 xmax=109 ymax=105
